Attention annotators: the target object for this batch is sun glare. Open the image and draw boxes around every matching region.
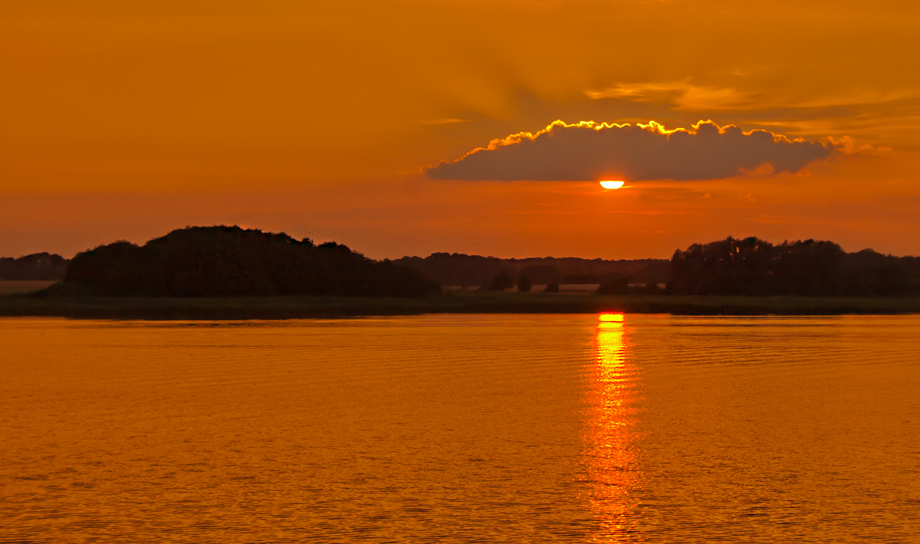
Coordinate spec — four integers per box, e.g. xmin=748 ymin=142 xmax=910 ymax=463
xmin=600 ymin=180 xmax=624 ymax=189
xmin=599 ymin=313 xmax=625 ymax=322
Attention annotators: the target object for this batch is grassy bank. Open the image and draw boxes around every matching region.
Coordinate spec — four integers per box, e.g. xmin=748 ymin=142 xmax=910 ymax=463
xmin=2 ymin=287 xmax=920 ymax=320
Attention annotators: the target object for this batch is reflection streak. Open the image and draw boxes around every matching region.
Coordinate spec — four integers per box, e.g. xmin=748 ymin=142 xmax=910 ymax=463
xmin=584 ymin=313 xmax=643 ymax=542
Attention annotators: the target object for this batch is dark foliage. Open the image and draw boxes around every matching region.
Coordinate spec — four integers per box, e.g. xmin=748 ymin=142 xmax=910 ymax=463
xmin=597 ymin=275 xmax=629 ymax=295
xmin=517 ymin=274 xmax=532 ymax=292
xmin=0 ymin=253 xmax=69 ymax=280
xmin=544 ymin=282 xmax=560 ymax=293
xmin=64 ymin=226 xmax=441 ymax=298
xmin=668 ymin=237 xmax=919 ymax=296
xmin=519 ymin=265 xmax=559 ymax=285
xmin=394 ymin=253 xmax=667 ymax=287
xmin=488 ymin=270 xmax=515 ymax=291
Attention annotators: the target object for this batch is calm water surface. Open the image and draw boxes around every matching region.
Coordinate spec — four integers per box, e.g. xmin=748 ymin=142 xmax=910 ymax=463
xmin=2 ymin=314 xmax=919 ymax=542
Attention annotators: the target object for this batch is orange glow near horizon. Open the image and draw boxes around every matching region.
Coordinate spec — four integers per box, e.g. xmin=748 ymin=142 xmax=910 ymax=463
xmin=599 ymin=181 xmax=625 ymax=189
xmin=2 ymin=1 xmax=920 ymax=259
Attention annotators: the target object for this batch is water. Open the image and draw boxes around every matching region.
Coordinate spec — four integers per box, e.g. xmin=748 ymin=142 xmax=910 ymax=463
xmin=2 ymin=314 xmax=919 ymax=542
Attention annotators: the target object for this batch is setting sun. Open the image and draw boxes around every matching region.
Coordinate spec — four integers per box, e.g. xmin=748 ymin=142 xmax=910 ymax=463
xmin=2 ymin=2 xmax=918 ymax=542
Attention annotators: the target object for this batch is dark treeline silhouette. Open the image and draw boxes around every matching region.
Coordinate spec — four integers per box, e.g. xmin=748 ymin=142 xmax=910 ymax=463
xmin=0 ymin=253 xmax=69 ymax=280
xmin=395 ymin=253 xmax=669 ymax=288
xmin=487 ymin=270 xmax=515 ymax=291
xmin=63 ymin=226 xmax=440 ymax=298
xmin=17 ymin=230 xmax=918 ymax=300
xmin=517 ymin=274 xmax=532 ymax=292
xmin=668 ymin=237 xmax=920 ymax=296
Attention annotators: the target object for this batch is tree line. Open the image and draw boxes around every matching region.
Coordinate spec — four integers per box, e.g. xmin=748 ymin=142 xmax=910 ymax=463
xmin=63 ymin=226 xmax=440 ymax=298
xmin=472 ymin=236 xmax=919 ymax=297
xmin=0 ymin=253 xmax=69 ymax=281
xmin=10 ymin=230 xmax=918 ymax=298
xmin=667 ymin=237 xmax=919 ymax=296
xmin=394 ymin=253 xmax=669 ymax=288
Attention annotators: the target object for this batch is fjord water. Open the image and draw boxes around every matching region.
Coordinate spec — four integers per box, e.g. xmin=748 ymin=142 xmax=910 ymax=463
xmin=2 ymin=315 xmax=918 ymax=543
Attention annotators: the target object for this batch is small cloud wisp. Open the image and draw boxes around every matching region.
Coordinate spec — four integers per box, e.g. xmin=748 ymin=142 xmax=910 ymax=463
xmin=426 ymin=120 xmax=834 ymax=182
xmin=586 ymin=79 xmax=757 ymax=110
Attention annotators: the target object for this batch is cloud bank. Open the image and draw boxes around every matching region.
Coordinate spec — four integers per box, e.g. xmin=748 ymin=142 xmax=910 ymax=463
xmin=426 ymin=120 xmax=834 ymax=182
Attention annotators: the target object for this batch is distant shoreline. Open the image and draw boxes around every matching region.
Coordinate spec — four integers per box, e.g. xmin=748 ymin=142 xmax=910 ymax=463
xmin=2 ymin=288 xmax=919 ymax=320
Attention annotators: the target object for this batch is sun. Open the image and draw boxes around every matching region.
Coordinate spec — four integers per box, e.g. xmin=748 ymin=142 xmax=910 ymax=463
xmin=599 ymin=180 xmax=624 ymax=189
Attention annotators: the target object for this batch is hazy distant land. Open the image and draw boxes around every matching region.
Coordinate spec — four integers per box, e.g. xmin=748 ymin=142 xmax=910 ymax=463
xmin=0 ymin=252 xmax=68 ymax=281
xmin=0 ymin=281 xmax=57 ymax=296
xmin=2 ymin=225 xmax=918 ymax=318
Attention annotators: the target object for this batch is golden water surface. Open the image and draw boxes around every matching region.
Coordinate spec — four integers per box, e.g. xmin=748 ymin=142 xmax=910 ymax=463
xmin=2 ymin=315 xmax=919 ymax=542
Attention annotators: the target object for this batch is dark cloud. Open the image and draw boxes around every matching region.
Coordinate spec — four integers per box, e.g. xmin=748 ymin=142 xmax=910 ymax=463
xmin=426 ymin=120 xmax=834 ymax=182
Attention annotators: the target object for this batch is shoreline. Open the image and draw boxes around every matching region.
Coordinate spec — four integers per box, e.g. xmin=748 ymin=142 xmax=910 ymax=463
xmin=3 ymin=290 xmax=920 ymax=320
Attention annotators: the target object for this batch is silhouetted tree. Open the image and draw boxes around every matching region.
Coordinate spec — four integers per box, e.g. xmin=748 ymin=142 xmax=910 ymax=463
xmin=544 ymin=282 xmax=560 ymax=293
xmin=63 ymin=226 xmax=441 ymax=298
xmin=597 ymin=275 xmax=629 ymax=295
xmin=774 ymin=239 xmax=844 ymax=295
xmin=517 ymin=274 xmax=532 ymax=292
xmin=488 ymin=270 xmax=515 ymax=291
xmin=393 ymin=253 xmax=667 ymax=287
xmin=519 ymin=264 xmax=559 ymax=285
xmin=667 ymin=236 xmax=916 ymax=297
xmin=0 ymin=253 xmax=69 ymax=280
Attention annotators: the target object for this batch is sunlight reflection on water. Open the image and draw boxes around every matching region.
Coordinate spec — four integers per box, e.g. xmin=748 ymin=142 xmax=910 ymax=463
xmin=2 ymin=315 xmax=920 ymax=543
xmin=584 ymin=314 xmax=643 ymax=542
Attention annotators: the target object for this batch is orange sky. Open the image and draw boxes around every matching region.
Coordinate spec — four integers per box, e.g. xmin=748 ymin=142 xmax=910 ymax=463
xmin=2 ymin=0 xmax=919 ymax=259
